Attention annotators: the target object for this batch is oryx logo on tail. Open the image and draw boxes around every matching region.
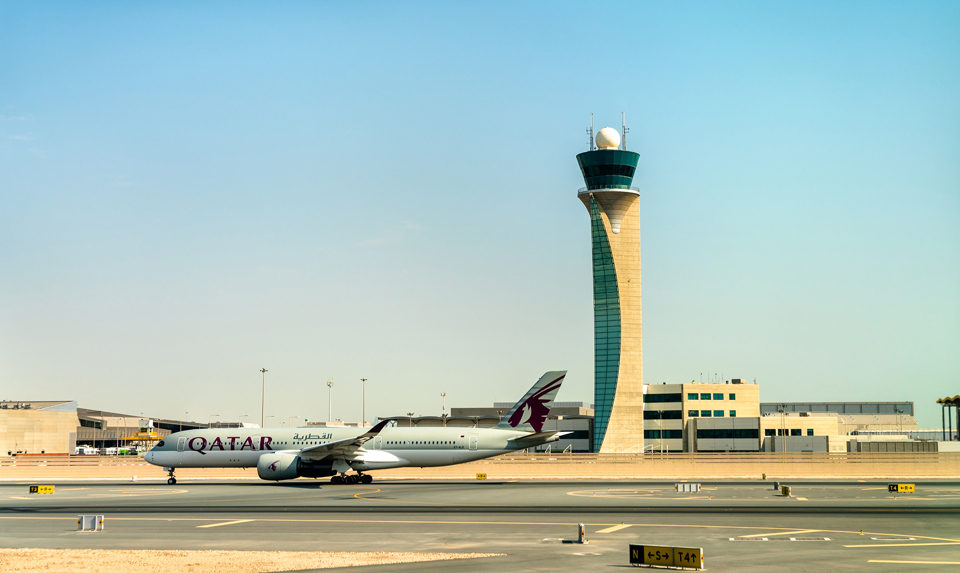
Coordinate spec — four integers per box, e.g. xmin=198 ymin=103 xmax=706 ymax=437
xmin=497 ymin=371 xmax=566 ymax=433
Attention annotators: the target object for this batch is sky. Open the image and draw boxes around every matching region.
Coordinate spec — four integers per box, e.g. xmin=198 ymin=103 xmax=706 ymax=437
xmin=1 ymin=2 xmax=958 ymax=429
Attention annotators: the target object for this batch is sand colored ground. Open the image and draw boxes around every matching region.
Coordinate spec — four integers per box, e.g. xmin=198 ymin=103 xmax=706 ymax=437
xmin=1 ymin=548 xmax=501 ymax=572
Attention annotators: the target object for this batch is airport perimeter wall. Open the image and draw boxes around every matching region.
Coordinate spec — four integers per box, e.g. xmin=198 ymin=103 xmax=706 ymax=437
xmin=2 ymin=452 xmax=959 ymax=480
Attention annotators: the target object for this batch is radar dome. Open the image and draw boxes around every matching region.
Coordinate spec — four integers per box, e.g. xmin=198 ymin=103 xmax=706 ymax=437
xmin=595 ymin=127 xmax=621 ymax=150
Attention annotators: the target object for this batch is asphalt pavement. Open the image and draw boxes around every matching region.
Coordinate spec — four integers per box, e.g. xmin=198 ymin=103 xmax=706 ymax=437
xmin=2 ymin=479 xmax=959 ymax=572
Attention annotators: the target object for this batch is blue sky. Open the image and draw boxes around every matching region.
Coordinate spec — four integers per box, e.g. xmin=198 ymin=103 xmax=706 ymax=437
xmin=1 ymin=2 xmax=958 ymax=429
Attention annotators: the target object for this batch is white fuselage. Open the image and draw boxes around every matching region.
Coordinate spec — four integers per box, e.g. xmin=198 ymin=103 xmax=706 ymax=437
xmin=146 ymin=425 xmax=547 ymax=473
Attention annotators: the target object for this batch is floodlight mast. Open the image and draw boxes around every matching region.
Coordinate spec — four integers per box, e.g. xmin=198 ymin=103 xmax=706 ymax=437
xmin=327 ymin=379 xmax=334 ymax=422
xmin=260 ymin=368 xmax=268 ymax=427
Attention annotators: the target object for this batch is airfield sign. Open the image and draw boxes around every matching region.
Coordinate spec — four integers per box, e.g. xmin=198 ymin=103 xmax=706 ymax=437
xmin=629 ymin=544 xmax=703 ymax=569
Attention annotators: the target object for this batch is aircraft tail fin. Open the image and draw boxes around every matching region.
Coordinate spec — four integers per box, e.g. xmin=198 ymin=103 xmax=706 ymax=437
xmin=494 ymin=371 xmax=566 ymax=433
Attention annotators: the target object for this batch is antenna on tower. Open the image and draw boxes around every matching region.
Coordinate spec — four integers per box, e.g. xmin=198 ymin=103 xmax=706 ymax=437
xmin=586 ymin=113 xmax=595 ymax=151
xmin=621 ymin=111 xmax=630 ymax=151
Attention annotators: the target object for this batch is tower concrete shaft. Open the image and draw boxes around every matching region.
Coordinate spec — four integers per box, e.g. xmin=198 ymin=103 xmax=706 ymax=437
xmin=577 ymin=146 xmax=644 ymax=453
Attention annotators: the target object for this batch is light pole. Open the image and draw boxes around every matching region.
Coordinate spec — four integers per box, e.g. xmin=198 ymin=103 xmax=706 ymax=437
xmin=327 ymin=379 xmax=334 ymax=422
xmin=361 ymin=378 xmax=368 ymax=426
xmin=260 ymin=368 xmax=268 ymax=428
xmin=239 ymin=414 xmax=249 ymax=428
xmin=209 ymin=414 xmax=220 ymax=428
xmin=265 ymin=415 xmax=275 ymax=427
xmin=407 ymin=412 xmax=415 ymax=428
xmin=288 ymin=415 xmax=299 ymax=428
xmin=441 ymin=392 xmax=447 ymax=427
xmin=895 ymin=408 xmax=903 ymax=435
xmin=656 ymin=410 xmax=663 ymax=454
xmin=777 ymin=404 xmax=786 ymax=452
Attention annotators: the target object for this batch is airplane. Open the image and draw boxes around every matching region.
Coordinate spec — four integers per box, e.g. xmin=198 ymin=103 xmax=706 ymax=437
xmin=146 ymin=370 xmax=568 ymax=485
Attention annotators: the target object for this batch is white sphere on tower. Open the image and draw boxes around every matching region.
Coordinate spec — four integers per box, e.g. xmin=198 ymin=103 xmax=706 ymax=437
xmin=595 ymin=127 xmax=621 ymax=150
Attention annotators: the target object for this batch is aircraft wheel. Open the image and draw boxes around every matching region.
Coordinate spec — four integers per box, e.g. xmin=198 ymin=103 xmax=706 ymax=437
xmin=361 ymin=474 xmax=373 ymax=484
xmin=330 ymin=476 xmax=342 ymax=485
xmin=167 ymin=478 xmax=176 ymax=485
xmin=345 ymin=475 xmax=358 ymax=485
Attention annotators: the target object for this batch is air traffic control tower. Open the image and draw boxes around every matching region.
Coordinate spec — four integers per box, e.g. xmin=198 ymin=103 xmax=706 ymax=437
xmin=577 ymin=122 xmax=644 ymax=453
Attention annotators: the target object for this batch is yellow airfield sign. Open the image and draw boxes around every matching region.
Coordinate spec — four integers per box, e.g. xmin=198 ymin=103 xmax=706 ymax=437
xmin=476 ymin=473 xmax=487 ymax=480
xmin=888 ymin=483 xmax=915 ymax=493
xmin=629 ymin=544 xmax=703 ymax=569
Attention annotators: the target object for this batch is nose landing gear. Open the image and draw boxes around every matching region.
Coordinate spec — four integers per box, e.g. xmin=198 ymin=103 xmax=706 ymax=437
xmin=164 ymin=467 xmax=177 ymax=485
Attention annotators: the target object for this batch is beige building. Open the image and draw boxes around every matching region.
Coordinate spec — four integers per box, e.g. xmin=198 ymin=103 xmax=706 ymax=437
xmin=577 ymin=126 xmax=645 ymax=453
xmin=1 ymin=400 xmax=80 ymax=455
xmin=644 ymin=380 xmax=761 ymax=452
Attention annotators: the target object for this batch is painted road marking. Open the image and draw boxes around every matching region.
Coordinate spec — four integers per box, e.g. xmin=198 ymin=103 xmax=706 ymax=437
xmin=596 ymin=524 xmax=632 ymax=533
xmin=845 ymin=542 xmax=960 ymax=548
xmin=742 ymin=530 xmax=820 ymax=538
xmin=3 ymin=515 xmax=960 ymax=548
xmin=869 ymin=560 xmax=960 ymax=565
xmin=196 ymin=519 xmax=256 ymax=529
xmin=796 ymin=497 xmax=808 ymax=501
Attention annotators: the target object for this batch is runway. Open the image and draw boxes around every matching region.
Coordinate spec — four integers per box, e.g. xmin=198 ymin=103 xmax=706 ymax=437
xmin=3 ymin=479 xmax=960 ymax=571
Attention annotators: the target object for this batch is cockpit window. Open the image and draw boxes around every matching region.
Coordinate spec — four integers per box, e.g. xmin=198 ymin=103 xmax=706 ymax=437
xmin=157 ymin=440 xmax=165 ymax=447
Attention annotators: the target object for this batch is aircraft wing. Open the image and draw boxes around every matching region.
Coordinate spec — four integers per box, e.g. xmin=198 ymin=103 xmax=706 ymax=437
xmin=298 ymin=419 xmax=390 ymax=462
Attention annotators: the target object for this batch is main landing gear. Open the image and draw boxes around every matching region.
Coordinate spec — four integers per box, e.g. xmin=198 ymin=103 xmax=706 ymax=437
xmin=164 ymin=467 xmax=177 ymax=485
xmin=331 ymin=473 xmax=372 ymax=485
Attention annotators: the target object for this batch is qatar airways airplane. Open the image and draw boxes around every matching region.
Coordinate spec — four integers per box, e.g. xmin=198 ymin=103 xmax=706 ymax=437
xmin=146 ymin=371 xmax=567 ymax=484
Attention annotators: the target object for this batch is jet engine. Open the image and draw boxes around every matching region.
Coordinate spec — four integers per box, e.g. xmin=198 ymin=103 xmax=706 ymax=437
xmin=256 ymin=453 xmax=336 ymax=481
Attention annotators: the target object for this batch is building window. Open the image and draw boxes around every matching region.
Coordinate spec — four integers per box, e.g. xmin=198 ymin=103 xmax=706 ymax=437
xmin=700 ymin=393 xmax=711 ymax=400
xmin=688 ymin=393 xmax=698 ymax=400
xmin=765 ymin=429 xmax=776 ymax=437
xmin=701 ymin=410 xmax=712 ymax=417
xmin=807 ymin=429 xmax=813 ymax=436
xmin=729 ymin=410 xmax=737 ymax=417
xmin=777 ymin=429 xmax=785 ymax=436
xmin=791 ymin=429 xmax=801 ymax=436
xmin=713 ymin=393 xmax=723 ymax=400
xmin=643 ymin=393 xmax=682 ymax=403
xmin=714 ymin=410 xmax=724 ymax=417
xmin=688 ymin=410 xmax=699 ymax=417
xmin=644 ymin=410 xmax=682 ymax=420
xmin=696 ymin=429 xmax=760 ymax=439
xmin=647 ymin=429 xmax=683 ymax=439
xmin=729 ymin=393 xmax=736 ymax=400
